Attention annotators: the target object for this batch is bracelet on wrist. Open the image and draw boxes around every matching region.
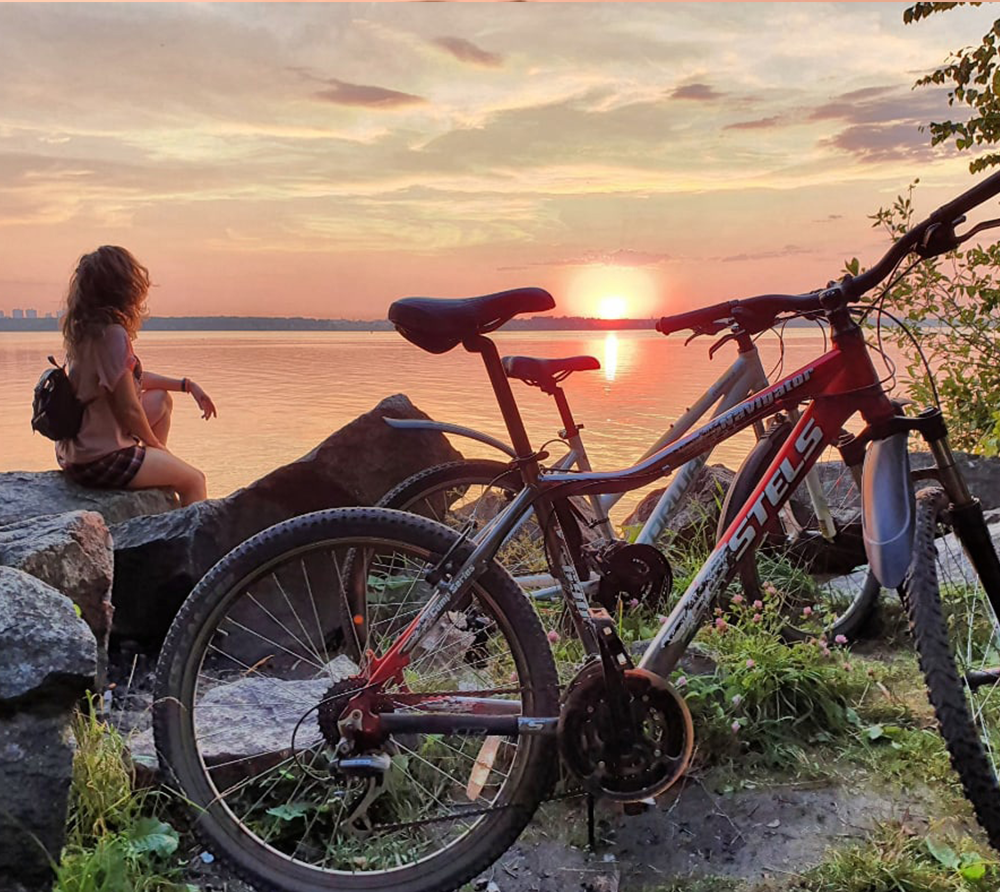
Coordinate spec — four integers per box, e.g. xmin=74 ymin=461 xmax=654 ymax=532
xmin=181 ymin=377 xmax=188 ymax=393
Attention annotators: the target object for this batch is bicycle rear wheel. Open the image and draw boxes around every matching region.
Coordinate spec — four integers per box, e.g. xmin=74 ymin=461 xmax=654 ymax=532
xmin=154 ymin=507 xmax=559 ymax=892
xmin=903 ymin=486 xmax=1000 ymax=849
xmin=718 ymin=417 xmax=880 ymax=642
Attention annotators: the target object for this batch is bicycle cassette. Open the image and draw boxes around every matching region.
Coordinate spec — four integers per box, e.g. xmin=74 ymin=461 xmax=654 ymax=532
xmin=594 ymin=542 xmax=672 ymax=612
xmin=558 ymin=663 xmax=693 ymax=801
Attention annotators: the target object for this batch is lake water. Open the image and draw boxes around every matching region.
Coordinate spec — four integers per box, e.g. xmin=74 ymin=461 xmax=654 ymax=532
xmin=0 ymin=328 xmax=906 ymax=518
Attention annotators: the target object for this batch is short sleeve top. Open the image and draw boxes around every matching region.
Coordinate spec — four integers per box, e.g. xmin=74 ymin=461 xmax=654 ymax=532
xmin=55 ymin=324 xmax=143 ymax=467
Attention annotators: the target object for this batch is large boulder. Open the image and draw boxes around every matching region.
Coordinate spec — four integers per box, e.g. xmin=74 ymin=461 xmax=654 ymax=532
xmin=0 ymin=566 xmax=97 ymax=892
xmin=111 ymin=394 xmax=462 ymax=647
xmin=0 ymin=511 xmax=114 ymax=676
xmin=623 ymin=465 xmax=736 ymax=548
xmin=0 ymin=470 xmax=176 ymax=528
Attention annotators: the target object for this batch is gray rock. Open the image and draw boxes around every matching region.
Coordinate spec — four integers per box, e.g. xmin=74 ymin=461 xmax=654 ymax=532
xmin=0 ymin=712 xmax=77 ymax=892
xmin=130 ymin=654 xmax=358 ymax=783
xmin=0 ymin=470 xmax=176 ymax=528
xmin=0 ymin=566 xmax=97 ymax=702
xmin=0 ymin=566 xmax=97 ymax=892
xmin=110 ymin=395 xmax=462 ymax=647
xmin=0 ymin=511 xmax=114 ymax=678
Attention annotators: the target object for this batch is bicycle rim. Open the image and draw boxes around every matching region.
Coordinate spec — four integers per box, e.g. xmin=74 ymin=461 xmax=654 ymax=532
xmin=154 ymin=509 xmax=558 ymax=891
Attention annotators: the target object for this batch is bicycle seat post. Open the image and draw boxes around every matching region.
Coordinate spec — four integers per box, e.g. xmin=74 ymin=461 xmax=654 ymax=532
xmin=549 ymin=385 xmax=581 ymax=440
xmin=463 ymin=334 xmax=540 ymax=482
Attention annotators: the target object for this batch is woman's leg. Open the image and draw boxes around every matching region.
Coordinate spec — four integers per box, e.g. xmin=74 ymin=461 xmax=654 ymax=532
xmin=142 ymin=390 xmax=173 ymax=446
xmin=128 ymin=446 xmax=207 ymax=506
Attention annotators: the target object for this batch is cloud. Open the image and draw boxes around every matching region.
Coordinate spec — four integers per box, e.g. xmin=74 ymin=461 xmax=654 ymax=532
xmin=670 ymin=83 xmax=724 ymax=101
xmin=431 ymin=36 xmax=503 ymax=68
xmin=821 ymin=122 xmax=934 ymax=164
xmin=314 ymin=79 xmax=426 ymax=109
xmin=725 ymin=116 xmax=783 ymax=131
xmin=808 ymin=84 xmax=945 ymax=126
xmin=498 ymin=248 xmax=672 ymax=270
xmin=719 ymin=245 xmax=811 ymax=263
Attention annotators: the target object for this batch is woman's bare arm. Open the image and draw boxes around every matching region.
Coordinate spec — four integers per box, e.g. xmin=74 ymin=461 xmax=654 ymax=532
xmin=142 ymin=370 xmax=217 ymax=420
xmin=109 ymin=373 xmax=166 ymax=450
xmin=140 ymin=371 xmax=184 ymax=391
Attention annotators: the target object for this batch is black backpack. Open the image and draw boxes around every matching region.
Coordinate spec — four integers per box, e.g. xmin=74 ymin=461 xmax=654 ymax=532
xmin=31 ymin=356 xmax=87 ymax=441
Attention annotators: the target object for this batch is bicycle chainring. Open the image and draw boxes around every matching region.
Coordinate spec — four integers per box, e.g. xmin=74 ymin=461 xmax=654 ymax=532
xmin=594 ymin=542 xmax=673 ymax=613
xmin=558 ymin=664 xmax=693 ymax=801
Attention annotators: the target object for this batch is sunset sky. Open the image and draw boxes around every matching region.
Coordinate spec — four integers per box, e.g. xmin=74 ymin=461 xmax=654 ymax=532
xmin=1 ymin=2 xmax=998 ymax=320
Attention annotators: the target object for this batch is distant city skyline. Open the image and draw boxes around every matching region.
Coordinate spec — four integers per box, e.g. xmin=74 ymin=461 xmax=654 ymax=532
xmin=2 ymin=3 xmax=998 ymax=321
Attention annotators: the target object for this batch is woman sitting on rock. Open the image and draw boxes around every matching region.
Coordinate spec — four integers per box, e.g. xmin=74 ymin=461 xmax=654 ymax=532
xmin=56 ymin=245 xmax=216 ymax=506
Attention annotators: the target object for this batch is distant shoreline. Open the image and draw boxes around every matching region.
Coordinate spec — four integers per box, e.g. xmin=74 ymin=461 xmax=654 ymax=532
xmin=0 ymin=315 xmax=659 ymax=333
xmin=0 ymin=314 xmax=829 ymax=333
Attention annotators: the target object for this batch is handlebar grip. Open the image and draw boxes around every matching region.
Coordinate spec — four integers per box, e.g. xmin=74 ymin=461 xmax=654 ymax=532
xmin=930 ymin=169 xmax=1000 ymax=225
xmin=656 ymin=301 xmax=734 ymax=335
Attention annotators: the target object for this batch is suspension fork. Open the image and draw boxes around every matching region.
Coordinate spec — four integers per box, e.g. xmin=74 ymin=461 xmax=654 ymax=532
xmin=924 ymin=416 xmax=1000 ymax=616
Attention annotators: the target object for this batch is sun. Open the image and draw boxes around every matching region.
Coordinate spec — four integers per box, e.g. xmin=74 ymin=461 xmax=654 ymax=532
xmin=597 ymin=294 xmax=628 ymax=319
xmin=567 ymin=266 xmax=658 ymax=319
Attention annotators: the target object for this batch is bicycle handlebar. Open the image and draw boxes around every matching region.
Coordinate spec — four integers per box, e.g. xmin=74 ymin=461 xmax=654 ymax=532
xmin=657 ymin=170 xmax=1000 ymax=337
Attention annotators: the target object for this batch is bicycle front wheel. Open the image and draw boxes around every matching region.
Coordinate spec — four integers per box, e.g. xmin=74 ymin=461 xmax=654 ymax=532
xmin=154 ymin=507 xmax=559 ymax=892
xmin=904 ymin=486 xmax=1000 ymax=849
xmin=718 ymin=417 xmax=880 ymax=642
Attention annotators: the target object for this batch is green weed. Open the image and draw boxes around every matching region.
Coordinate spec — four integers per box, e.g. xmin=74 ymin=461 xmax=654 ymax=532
xmin=55 ymin=699 xmax=193 ymax=892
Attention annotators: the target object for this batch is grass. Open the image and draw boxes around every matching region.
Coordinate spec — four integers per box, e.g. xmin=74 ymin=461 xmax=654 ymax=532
xmin=54 ymin=698 xmax=194 ymax=892
xmin=790 ymin=821 xmax=997 ymax=891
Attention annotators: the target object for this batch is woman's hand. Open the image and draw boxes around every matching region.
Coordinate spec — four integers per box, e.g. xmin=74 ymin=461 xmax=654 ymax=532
xmin=187 ymin=381 xmax=217 ymax=420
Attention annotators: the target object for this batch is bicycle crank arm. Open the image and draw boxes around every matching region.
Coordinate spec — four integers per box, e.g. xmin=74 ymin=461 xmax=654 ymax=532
xmin=380 ymin=714 xmax=559 ymax=736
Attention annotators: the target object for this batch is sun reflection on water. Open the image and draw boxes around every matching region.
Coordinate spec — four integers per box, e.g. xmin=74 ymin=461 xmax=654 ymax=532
xmin=604 ymin=331 xmax=618 ymax=382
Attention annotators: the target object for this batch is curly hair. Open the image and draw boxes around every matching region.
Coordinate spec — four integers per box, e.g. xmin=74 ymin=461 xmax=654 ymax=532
xmin=61 ymin=246 xmax=150 ymax=356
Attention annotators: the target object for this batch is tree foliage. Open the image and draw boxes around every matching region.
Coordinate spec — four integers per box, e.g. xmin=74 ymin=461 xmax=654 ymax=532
xmin=852 ymin=182 xmax=1000 ymax=454
xmin=906 ymin=2 xmax=1000 ymax=172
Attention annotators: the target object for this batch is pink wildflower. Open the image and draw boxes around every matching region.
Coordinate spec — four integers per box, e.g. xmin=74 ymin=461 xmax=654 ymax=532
xmin=547 ymin=629 xmax=561 ymax=643
xmin=834 ymin=634 xmax=848 ymax=645
xmin=732 ymin=594 xmax=744 ymax=605
xmin=731 ymin=720 xmax=741 ymax=734
xmin=732 ymin=694 xmax=742 ymax=707
xmin=752 ymin=613 xmax=763 ymax=623
xmin=676 ymin=675 xmax=688 ymax=688
xmin=763 ymin=582 xmax=778 ymax=595
xmin=715 ymin=617 xmax=728 ymax=632
xmin=753 ymin=600 xmax=764 ymax=610
xmin=802 ymin=606 xmax=814 ymax=617
xmin=658 ymin=614 xmax=669 ymax=625
xmin=843 ymin=662 xmax=853 ymax=672
xmin=628 ymin=598 xmax=640 ymax=610
xmin=745 ymin=658 xmax=755 ymax=669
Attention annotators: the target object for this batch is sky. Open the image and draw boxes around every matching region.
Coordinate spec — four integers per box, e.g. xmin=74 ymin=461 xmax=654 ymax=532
xmin=1 ymin=2 xmax=998 ymax=321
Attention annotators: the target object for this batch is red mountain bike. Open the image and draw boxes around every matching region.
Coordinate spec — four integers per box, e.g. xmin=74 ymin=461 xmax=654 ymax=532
xmin=155 ymin=171 xmax=1000 ymax=892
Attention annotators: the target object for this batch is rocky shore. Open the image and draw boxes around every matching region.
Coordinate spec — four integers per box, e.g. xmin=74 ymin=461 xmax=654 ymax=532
xmin=0 ymin=393 xmax=458 ymax=892
xmin=4 ymin=400 xmax=1000 ymax=892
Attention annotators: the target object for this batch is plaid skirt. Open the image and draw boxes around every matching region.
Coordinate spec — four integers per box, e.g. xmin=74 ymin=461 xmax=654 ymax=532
xmin=63 ymin=443 xmax=147 ymax=489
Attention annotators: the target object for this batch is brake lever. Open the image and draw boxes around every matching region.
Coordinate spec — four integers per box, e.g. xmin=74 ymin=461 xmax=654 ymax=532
xmin=708 ymin=331 xmax=737 ymax=359
xmin=956 ymin=216 xmax=1000 ymax=245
